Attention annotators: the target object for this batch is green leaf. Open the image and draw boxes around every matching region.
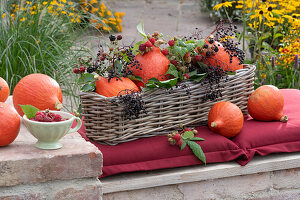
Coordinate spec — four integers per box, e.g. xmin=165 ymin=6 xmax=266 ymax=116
xmin=182 ymin=131 xmax=194 ymax=140
xmin=196 ymin=39 xmax=205 ymax=48
xmin=177 ymin=39 xmax=187 ymax=47
xmin=132 ymin=41 xmax=144 ymax=55
xmin=189 ymin=73 xmax=206 ymax=82
xmin=147 ymin=77 xmax=160 ymax=83
xmin=180 ymin=140 xmax=187 ymax=151
xmin=190 ymin=137 xmax=205 ymax=141
xmin=273 ymin=33 xmax=283 ymax=40
xmin=81 ymin=83 xmax=95 ymax=92
xmin=78 ymin=73 xmax=95 ymax=84
xmin=127 ymin=75 xmax=144 ymax=82
xmin=174 ymin=46 xmax=187 ymax=58
xmin=137 ymin=21 xmax=147 ymax=38
xmin=187 ymin=141 xmax=206 ymax=165
xmin=158 ymin=78 xmax=178 ymax=89
xmin=165 ymin=64 xmax=179 ymax=78
xmin=186 ymin=43 xmax=197 ymax=52
xmin=145 ymin=82 xmax=159 ymax=88
xmin=20 ymin=105 xmax=39 ymax=118
xmin=227 ymin=71 xmax=236 ymax=75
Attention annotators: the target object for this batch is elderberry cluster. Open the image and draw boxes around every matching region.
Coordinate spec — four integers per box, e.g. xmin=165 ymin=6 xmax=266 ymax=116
xmin=214 ymin=20 xmax=245 ymax=65
xmin=201 ymin=65 xmax=227 ymax=101
xmin=75 ymin=35 xmax=142 ymax=82
xmin=112 ymin=89 xmax=147 ymax=120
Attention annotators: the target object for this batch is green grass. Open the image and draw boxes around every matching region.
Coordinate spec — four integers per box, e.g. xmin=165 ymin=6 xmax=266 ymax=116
xmin=0 ymin=1 xmax=102 ymax=111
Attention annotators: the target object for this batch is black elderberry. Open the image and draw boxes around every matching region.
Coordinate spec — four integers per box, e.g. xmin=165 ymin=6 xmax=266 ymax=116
xmin=208 ymin=39 xmax=214 ymax=44
xmin=206 ymin=51 xmax=211 ymax=57
xmin=203 ymin=43 xmax=209 ymax=49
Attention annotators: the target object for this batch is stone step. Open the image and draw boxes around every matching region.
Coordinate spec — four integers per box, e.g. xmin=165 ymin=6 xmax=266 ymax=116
xmin=0 ymin=97 xmax=103 ymax=188
xmin=101 ymin=152 xmax=300 ymax=200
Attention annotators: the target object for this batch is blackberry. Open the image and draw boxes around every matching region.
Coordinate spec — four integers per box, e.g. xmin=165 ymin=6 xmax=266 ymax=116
xmin=87 ymin=67 xmax=96 ymax=73
xmin=109 ymin=35 xmax=116 ymax=41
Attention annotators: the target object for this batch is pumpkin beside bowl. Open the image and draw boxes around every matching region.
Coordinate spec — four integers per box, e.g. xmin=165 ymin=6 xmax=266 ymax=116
xmin=22 ymin=111 xmax=82 ymax=150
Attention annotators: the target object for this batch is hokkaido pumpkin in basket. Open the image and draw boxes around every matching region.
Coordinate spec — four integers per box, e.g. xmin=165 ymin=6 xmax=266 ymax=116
xmin=130 ymin=46 xmax=170 ymax=88
xmin=94 ymin=75 xmax=139 ymax=97
xmin=200 ymin=40 xmax=243 ymax=72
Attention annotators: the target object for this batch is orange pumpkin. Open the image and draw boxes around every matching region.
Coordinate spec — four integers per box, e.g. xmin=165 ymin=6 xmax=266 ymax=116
xmin=208 ymin=101 xmax=244 ymax=138
xmin=13 ymin=73 xmax=63 ymax=116
xmin=130 ymin=47 xmax=170 ymax=88
xmin=247 ymin=85 xmax=288 ymax=122
xmin=0 ymin=77 xmax=10 ymax=102
xmin=95 ymin=75 xmax=139 ymax=97
xmin=201 ymin=41 xmax=243 ymax=72
xmin=0 ymin=102 xmax=20 ymax=146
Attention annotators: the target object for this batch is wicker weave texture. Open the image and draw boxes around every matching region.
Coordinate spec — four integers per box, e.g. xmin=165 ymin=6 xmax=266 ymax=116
xmin=80 ymin=65 xmax=255 ymax=145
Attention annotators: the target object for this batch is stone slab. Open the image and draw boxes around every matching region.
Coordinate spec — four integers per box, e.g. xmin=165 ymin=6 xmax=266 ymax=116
xmin=0 ymin=97 xmax=103 ymax=187
xmin=0 ymin=177 xmax=102 ymax=200
xmin=101 ymin=152 xmax=300 ymax=194
xmin=103 ymin=170 xmax=300 ymax=200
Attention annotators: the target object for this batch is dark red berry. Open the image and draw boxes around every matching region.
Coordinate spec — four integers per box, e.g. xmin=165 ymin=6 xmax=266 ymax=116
xmin=35 ymin=114 xmax=44 ymax=122
xmin=170 ymin=60 xmax=178 ymax=66
xmin=184 ymin=73 xmax=190 ymax=79
xmin=79 ymin=67 xmax=85 ymax=73
xmin=173 ymin=133 xmax=181 ymax=141
xmin=161 ymin=49 xmax=169 ymax=56
xmin=184 ymin=128 xmax=192 ymax=132
xmin=194 ymin=55 xmax=202 ymax=62
xmin=149 ymin=37 xmax=155 ymax=44
xmin=184 ymin=52 xmax=190 ymax=58
xmin=43 ymin=116 xmax=53 ymax=122
xmin=176 ymin=139 xmax=183 ymax=147
xmin=139 ymin=44 xmax=146 ymax=51
xmin=145 ymin=41 xmax=152 ymax=48
xmin=73 ymin=68 xmax=79 ymax=74
xmin=168 ymin=40 xmax=175 ymax=47
xmin=48 ymin=112 xmax=56 ymax=119
xmin=54 ymin=114 xmax=62 ymax=122
xmin=117 ymin=35 xmax=122 ymax=40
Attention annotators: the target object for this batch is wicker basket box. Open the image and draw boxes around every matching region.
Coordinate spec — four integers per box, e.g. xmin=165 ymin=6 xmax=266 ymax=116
xmin=80 ymin=64 xmax=255 ymax=145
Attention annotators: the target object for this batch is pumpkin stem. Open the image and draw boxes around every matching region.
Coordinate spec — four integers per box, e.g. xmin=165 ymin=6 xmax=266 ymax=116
xmin=54 ymin=101 xmax=63 ymax=110
xmin=211 ymin=122 xmax=217 ymax=128
xmin=280 ymin=115 xmax=288 ymax=123
xmin=94 ymin=74 xmax=101 ymax=81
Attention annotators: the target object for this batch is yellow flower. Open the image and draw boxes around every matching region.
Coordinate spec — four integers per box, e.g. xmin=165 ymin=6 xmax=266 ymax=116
xmin=2 ymin=13 xmax=6 ymax=18
xmin=90 ymin=0 xmax=98 ymax=4
xmin=106 ymin=10 xmax=112 ymax=16
xmin=261 ymin=73 xmax=267 ymax=79
xmin=43 ymin=2 xmax=48 ymax=5
xmin=61 ymin=11 xmax=67 ymax=14
xmin=26 ymin=1 xmax=32 ymax=5
xmin=213 ymin=2 xmax=233 ymax=11
xmin=68 ymin=2 xmax=73 ymax=5
xmin=69 ymin=12 xmax=74 ymax=16
xmin=61 ymin=0 xmax=67 ymax=3
xmin=20 ymin=17 xmax=26 ymax=22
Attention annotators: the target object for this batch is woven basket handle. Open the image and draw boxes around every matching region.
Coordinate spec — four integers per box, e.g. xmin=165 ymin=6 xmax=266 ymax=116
xmin=68 ymin=117 xmax=82 ymax=134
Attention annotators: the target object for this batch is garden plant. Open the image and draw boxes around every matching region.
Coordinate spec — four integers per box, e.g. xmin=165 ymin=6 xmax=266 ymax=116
xmin=211 ymin=0 xmax=299 ymax=89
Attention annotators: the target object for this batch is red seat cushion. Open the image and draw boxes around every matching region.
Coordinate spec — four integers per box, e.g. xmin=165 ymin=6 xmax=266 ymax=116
xmin=233 ymin=89 xmax=300 ymax=165
xmin=77 ymin=125 xmax=246 ymax=178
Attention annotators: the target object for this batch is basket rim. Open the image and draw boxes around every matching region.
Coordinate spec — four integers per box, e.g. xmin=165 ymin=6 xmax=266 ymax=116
xmin=79 ymin=64 xmax=256 ymax=100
